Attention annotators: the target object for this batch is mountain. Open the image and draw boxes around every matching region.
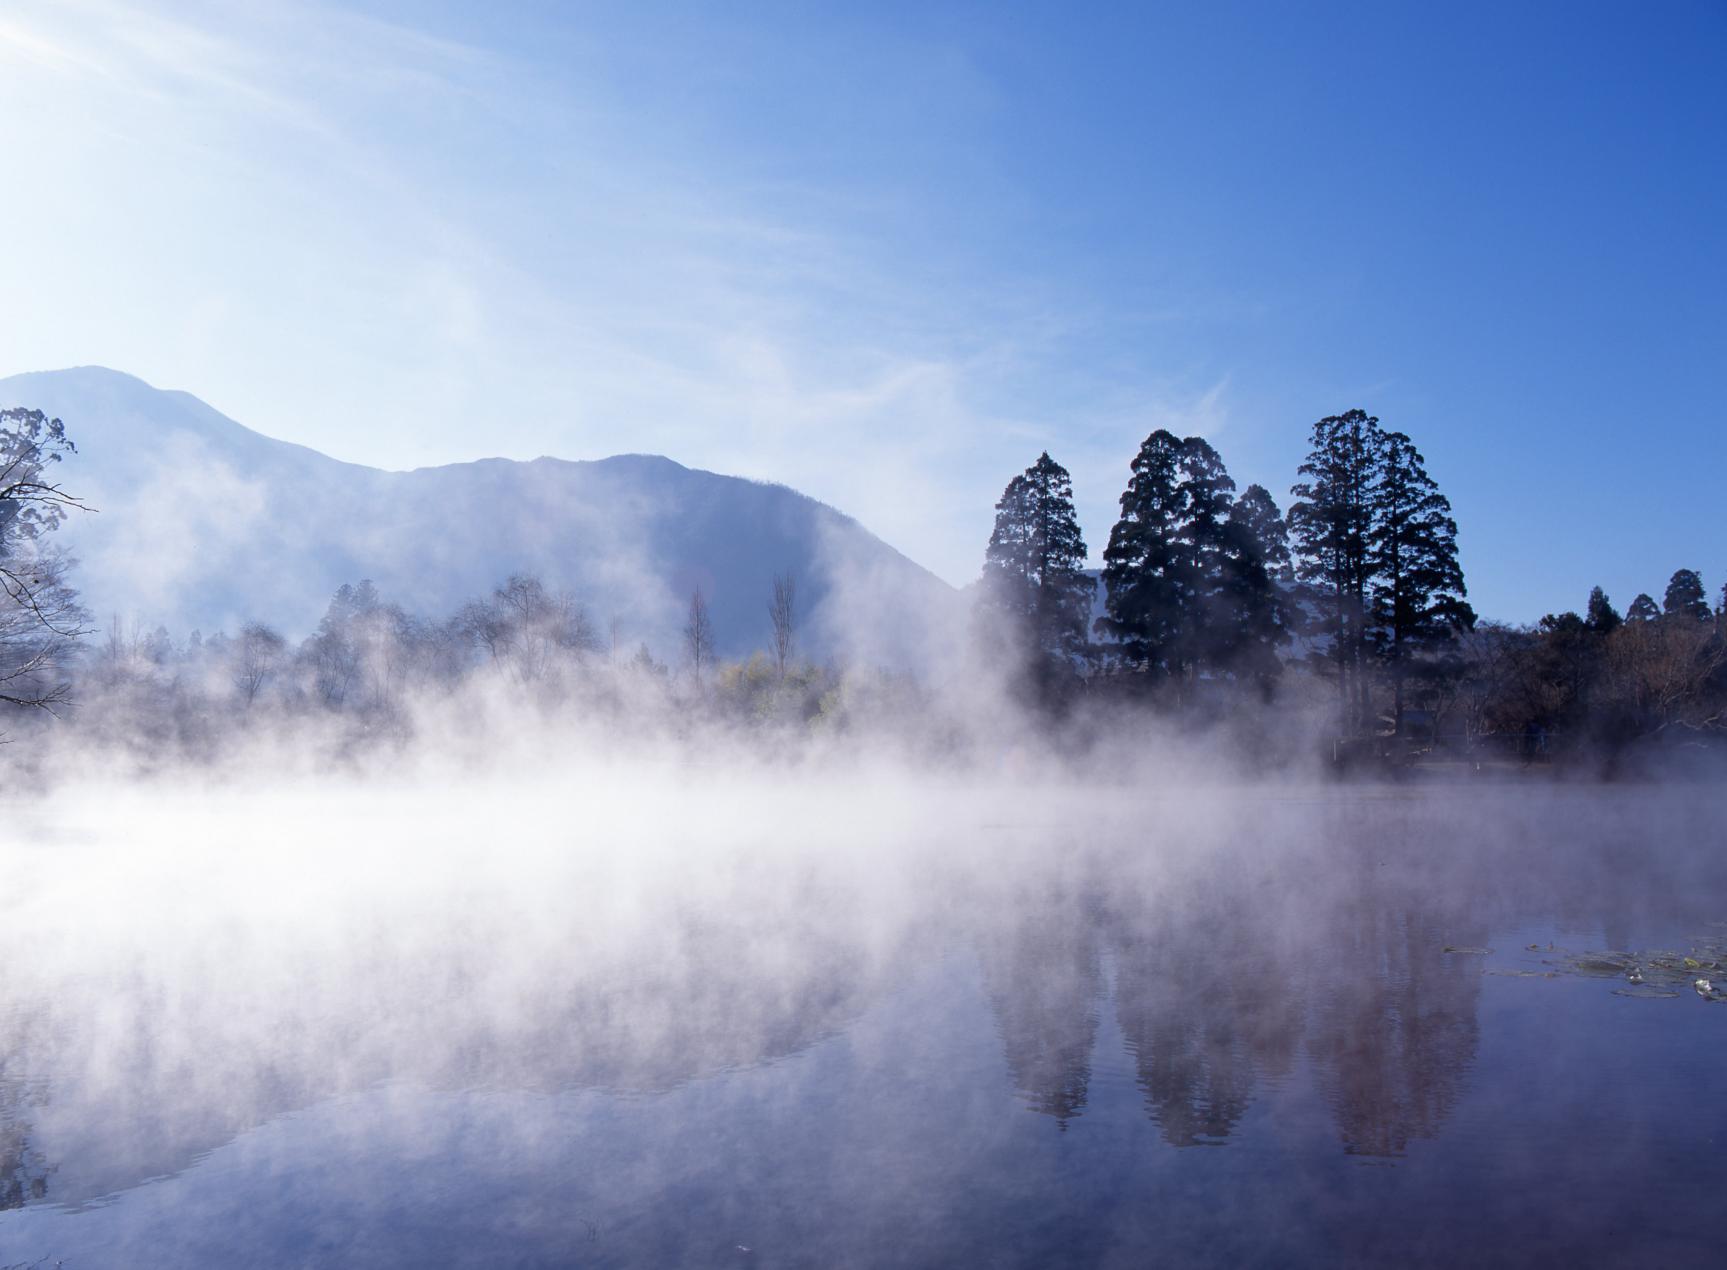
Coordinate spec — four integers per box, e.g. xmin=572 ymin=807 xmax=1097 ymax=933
xmin=0 ymin=367 xmax=961 ymax=665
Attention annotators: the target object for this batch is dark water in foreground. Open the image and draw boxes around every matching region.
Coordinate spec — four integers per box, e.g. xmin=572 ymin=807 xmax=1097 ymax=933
xmin=0 ymin=780 xmax=1723 ymax=1268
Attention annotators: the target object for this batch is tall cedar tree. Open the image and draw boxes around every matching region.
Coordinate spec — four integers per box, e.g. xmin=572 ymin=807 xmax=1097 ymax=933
xmin=1172 ymin=436 xmax=1236 ymax=679
xmin=982 ymin=472 xmax=1035 ymax=619
xmin=1586 ymin=586 xmax=1621 ymax=635
xmin=1662 ymin=569 xmax=1710 ymax=622
xmin=981 ymin=452 xmax=1096 ymax=679
xmin=1627 ymin=593 xmax=1660 ymax=622
xmin=1231 ymin=484 xmax=1292 ymax=581
xmin=1218 ymin=484 xmax=1293 ymax=690
xmin=1369 ymin=430 xmax=1474 ymax=730
xmin=1287 ymin=410 xmax=1383 ymax=731
xmin=1098 ymin=434 xmax=1285 ymax=692
xmin=1096 ymin=431 xmax=1186 ymax=675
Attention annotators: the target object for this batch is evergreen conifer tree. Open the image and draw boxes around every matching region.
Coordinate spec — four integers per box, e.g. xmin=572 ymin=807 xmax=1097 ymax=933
xmin=1627 ymin=593 xmax=1660 ymax=622
xmin=1097 ymin=430 xmax=1187 ymax=675
xmin=1217 ymin=484 xmax=1292 ymax=690
xmin=980 ymin=452 xmax=1096 ymax=686
xmin=1662 ymin=569 xmax=1710 ymax=622
xmin=1287 ymin=410 xmax=1383 ymax=731
xmin=1023 ymin=453 xmax=1096 ymax=663
xmin=1171 ymin=436 xmax=1236 ymax=678
xmin=1369 ymin=430 xmax=1473 ymax=730
xmin=1173 ymin=438 xmax=1235 ymax=559
xmin=982 ymin=473 xmax=1037 ymax=624
xmin=1230 ymin=484 xmax=1292 ymax=581
xmin=1585 ymin=586 xmax=1621 ymax=635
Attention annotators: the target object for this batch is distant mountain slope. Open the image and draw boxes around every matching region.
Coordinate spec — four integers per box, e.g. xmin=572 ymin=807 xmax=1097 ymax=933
xmin=0 ymin=367 xmax=960 ymax=665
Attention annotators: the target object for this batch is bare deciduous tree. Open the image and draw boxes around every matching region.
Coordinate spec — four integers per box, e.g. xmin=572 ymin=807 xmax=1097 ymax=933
xmin=460 ymin=573 xmax=597 ymax=685
xmin=0 ymin=408 xmax=91 ymax=712
xmin=685 ymin=588 xmax=715 ymax=686
xmin=768 ymin=572 xmax=795 ymax=679
xmin=1451 ymin=622 xmax=1526 ymax=739
xmin=234 ymin=622 xmax=286 ymax=706
xmin=1601 ymin=615 xmax=1726 ymax=734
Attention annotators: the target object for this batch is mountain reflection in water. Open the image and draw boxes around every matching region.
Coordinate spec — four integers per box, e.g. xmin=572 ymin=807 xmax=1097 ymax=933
xmin=0 ymin=780 xmax=1722 ymax=1267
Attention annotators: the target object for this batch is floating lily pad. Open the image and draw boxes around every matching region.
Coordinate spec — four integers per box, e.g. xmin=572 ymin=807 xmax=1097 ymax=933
xmin=1489 ymin=934 xmax=1727 ymax=1001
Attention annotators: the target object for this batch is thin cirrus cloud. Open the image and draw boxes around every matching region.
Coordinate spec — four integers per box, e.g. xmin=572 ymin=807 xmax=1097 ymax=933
xmin=0 ymin=0 xmax=1229 ymax=587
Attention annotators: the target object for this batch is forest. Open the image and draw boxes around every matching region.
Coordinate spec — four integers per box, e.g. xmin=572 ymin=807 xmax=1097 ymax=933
xmin=0 ymin=402 xmax=1722 ymax=775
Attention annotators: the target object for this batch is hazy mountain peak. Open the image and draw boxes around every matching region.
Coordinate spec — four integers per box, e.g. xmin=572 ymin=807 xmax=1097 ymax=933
xmin=0 ymin=366 xmax=957 ymax=664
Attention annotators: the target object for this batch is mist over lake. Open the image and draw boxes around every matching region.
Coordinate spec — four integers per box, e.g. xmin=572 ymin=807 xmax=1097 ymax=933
xmin=0 ymin=772 xmax=1721 ymax=1268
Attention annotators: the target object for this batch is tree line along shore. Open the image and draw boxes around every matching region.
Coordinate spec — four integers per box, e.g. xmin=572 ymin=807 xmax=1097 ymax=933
xmin=0 ymin=403 xmax=1722 ymax=774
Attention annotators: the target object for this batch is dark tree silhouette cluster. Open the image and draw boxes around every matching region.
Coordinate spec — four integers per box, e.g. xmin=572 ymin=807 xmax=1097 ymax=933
xmin=985 ymin=433 xmax=1293 ymax=703
xmin=1287 ymin=411 xmax=1472 ymax=732
xmin=979 ymin=451 xmax=1096 ymax=703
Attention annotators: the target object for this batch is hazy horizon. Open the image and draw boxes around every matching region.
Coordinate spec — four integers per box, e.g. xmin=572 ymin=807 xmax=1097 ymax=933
xmin=2 ymin=1 xmax=1721 ymax=617
xmin=2 ymin=361 xmax=1711 ymax=629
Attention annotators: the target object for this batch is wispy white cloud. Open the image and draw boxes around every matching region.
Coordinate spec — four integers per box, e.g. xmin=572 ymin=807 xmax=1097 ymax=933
xmin=0 ymin=0 xmax=1232 ymax=584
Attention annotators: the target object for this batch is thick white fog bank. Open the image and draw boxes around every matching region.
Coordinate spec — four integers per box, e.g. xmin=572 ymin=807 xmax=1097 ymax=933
xmin=0 ymin=682 xmax=1304 ymax=797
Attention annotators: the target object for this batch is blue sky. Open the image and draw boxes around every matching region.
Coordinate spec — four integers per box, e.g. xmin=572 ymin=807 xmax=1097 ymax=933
xmin=0 ymin=0 xmax=1721 ymax=620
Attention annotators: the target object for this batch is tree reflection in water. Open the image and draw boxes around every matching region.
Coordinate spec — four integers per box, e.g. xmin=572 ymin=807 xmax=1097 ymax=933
xmin=1112 ymin=888 xmax=1259 ymax=1147
xmin=978 ymin=881 xmax=1103 ymax=1128
xmin=981 ymin=799 xmax=1530 ymax=1155
xmin=0 ymin=780 xmax=1720 ymax=1260
xmin=0 ymin=1071 xmax=51 ymax=1211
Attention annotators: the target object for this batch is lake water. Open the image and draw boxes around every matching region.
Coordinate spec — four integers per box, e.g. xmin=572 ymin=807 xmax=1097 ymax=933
xmin=0 ymin=777 xmax=1722 ymax=1267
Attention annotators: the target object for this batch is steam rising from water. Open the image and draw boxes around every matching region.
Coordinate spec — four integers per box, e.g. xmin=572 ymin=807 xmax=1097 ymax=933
xmin=1 ymin=762 xmax=1723 ymax=1265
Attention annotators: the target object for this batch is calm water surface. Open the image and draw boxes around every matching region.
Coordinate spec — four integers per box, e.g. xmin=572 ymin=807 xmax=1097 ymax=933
xmin=0 ymin=781 xmax=1722 ymax=1267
